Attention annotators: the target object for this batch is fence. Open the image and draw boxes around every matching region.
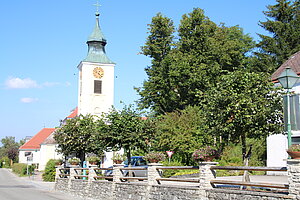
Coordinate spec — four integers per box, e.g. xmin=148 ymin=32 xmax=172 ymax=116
xmin=55 ymin=160 xmax=300 ymax=200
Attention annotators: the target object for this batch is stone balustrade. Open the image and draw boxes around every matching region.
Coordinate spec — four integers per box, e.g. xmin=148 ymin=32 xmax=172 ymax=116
xmin=54 ymin=161 xmax=296 ymax=200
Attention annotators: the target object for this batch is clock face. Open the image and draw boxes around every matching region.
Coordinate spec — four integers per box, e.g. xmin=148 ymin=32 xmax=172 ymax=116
xmin=93 ymin=67 xmax=104 ymax=78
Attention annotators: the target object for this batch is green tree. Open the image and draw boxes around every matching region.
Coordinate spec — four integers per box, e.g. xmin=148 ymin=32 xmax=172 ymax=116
xmin=137 ymin=8 xmax=255 ymax=114
xmin=54 ymin=114 xmax=104 ymax=164
xmin=203 ymin=71 xmax=283 ymax=159
xmin=101 ymin=105 xmax=154 ymax=164
xmin=152 ymin=106 xmax=213 ymax=165
xmin=0 ymin=136 xmax=23 ymax=164
xmin=256 ymin=0 xmax=300 ymax=73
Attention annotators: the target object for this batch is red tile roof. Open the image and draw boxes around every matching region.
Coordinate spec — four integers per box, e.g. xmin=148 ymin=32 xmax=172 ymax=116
xmin=19 ymin=128 xmax=55 ymax=150
xmin=67 ymin=107 xmax=78 ymax=118
xmin=272 ymin=51 xmax=300 ymax=81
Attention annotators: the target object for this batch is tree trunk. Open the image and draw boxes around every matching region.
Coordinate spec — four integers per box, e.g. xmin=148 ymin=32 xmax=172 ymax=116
xmin=241 ymin=134 xmax=247 ymax=161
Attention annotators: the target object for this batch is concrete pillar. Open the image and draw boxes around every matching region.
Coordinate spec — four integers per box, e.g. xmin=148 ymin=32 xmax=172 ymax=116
xmin=286 ymin=159 xmax=300 ymax=199
xmin=199 ymin=161 xmax=218 ymax=197
xmin=88 ymin=165 xmax=97 ymax=183
xmin=112 ymin=164 xmax=124 ymax=183
xmin=147 ymin=163 xmax=163 ymax=185
xmin=55 ymin=166 xmax=62 ymax=181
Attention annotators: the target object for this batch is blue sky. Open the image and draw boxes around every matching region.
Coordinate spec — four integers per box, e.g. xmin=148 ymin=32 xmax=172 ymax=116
xmin=0 ymin=0 xmax=276 ymax=142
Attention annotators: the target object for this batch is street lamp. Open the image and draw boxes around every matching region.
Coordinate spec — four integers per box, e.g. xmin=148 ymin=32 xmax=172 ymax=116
xmin=277 ymin=66 xmax=299 ymax=147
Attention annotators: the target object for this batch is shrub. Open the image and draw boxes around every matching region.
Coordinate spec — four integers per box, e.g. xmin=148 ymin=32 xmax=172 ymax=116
xmin=42 ymin=159 xmax=56 ymax=182
xmin=12 ymin=163 xmax=34 ymax=176
xmin=0 ymin=157 xmax=11 ymax=168
xmin=288 ymin=144 xmax=300 ymax=152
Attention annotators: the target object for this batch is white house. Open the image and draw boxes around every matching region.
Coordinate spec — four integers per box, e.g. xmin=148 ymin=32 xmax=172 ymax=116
xmin=19 ymin=128 xmax=59 ymax=170
xmin=267 ymin=51 xmax=300 ymax=174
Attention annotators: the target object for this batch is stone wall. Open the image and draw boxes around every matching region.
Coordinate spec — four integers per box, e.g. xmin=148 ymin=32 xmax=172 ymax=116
xmin=207 ymin=189 xmax=292 ymax=200
xmin=55 ymin=161 xmax=300 ymax=200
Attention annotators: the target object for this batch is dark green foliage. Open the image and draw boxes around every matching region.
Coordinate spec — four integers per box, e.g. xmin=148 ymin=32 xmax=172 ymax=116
xmin=203 ymin=71 xmax=283 ymax=157
xmin=0 ymin=136 xmax=23 ymax=163
xmin=101 ymin=105 xmax=155 ymax=163
xmin=137 ymin=8 xmax=255 ymax=114
xmin=42 ymin=159 xmax=56 ymax=182
xmin=256 ymin=0 xmax=300 ymax=73
xmin=152 ymin=106 xmax=213 ymax=165
xmin=12 ymin=163 xmax=34 ymax=176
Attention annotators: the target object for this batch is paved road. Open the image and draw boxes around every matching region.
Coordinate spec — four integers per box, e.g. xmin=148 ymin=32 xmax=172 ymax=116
xmin=0 ymin=168 xmax=81 ymax=200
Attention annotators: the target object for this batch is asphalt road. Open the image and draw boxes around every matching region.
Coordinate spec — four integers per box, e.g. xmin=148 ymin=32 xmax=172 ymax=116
xmin=0 ymin=168 xmax=80 ymax=200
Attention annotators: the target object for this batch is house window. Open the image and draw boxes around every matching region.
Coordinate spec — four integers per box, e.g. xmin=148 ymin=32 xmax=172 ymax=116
xmin=94 ymin=80 xmax=102 ymax=94
xmin=284 ymin=94 xmax=300 ymax=131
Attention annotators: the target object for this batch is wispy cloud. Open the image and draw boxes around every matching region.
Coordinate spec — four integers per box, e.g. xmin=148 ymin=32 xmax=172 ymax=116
xmin=6 ymin=77 xmax=39 ymax=89
xmin=20 ymin=97 xmax=39 ymax=103
xmin=5 ymin=77 xmax=63 ymax=89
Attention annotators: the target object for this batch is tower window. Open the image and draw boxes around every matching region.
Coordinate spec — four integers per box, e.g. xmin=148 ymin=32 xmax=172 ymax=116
xmin=94 ymin=80 xmax=102 ymax=94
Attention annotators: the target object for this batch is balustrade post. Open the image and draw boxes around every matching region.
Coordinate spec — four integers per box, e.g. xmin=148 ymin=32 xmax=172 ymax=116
xmin=88 ymin=165 xmax=97 ymax=183
xmin=147 ymin=163 xmax=163 ymax=185
xmin=286 ymin=159 xmax=300 ymax=198
xmin=199 ymin=162 xmax=218 ymax=194
xmin=112 ymin=164 xmax=124 ymax=183
xmin=55 ymin=166 xmax=62 ymax=181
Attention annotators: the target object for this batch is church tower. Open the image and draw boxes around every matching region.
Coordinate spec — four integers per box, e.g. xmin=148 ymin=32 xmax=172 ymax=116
xmin=77 ymin=10 xmax=115 ymax=117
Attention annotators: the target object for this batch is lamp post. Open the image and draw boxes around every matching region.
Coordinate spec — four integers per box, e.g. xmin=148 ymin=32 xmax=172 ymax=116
xmin=277 ymin=66 xmax=299 ymax=147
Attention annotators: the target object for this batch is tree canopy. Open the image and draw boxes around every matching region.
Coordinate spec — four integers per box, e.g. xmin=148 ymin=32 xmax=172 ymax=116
xmin=137 ymin=8 xmax=255 ymax=114
xmin=54 ymin=114 xmax=103 ymax=162
xmin=256 ymin=0 xmax=300 ymax=73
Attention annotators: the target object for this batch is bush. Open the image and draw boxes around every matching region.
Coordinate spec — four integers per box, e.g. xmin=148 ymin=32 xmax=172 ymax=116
xmin=42 ymin=159 xmax=56 ymax=182
xmin=12 ymin=163 xmax=34 ymax=176
xmin=0 ymin=157 xmax=11 ymax=168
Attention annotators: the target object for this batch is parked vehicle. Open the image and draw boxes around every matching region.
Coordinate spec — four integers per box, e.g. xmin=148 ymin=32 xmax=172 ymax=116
xmin=104 ymin=156 xmax=148 ymax=178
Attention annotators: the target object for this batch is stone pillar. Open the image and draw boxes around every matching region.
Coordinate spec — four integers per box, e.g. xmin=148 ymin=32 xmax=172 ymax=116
xmin=286 ymin=159 xmax=300 ymax=198
xmin=68 ymin=166 xmax=77 ymax=190
xmin=147 ymin=163 xmax=163 ymax=185
xmin=199 ymin=162 xmax=218 ymax=197
xmin=55 ymin=166 xmax=62 ymax=181
xmin=88 ymin=165 xmax=97 ymax=183
xmin=112 ymin=164 xmax=124 ymax=183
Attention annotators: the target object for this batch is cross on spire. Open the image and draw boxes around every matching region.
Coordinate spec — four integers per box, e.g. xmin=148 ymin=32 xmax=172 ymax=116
xmin=93 ymin=0 xmax=101 ymax=14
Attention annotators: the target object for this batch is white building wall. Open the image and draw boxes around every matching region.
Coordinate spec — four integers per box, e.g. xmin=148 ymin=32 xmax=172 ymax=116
xmin=267 ymin=134 xmax=288 ymax=175
xmin=39 ymin=144 xmax=63 ymax=171
xmin=19 ymin=150 xmax=40 ymax=167
xmin=78 ymin=61 xmax=115 ymax=117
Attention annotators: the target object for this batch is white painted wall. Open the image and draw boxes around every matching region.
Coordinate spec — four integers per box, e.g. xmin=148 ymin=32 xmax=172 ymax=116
xmin=19 ymin=150 xmax=40 ymax=167
xmin=39 ymin=144 xmax=63 ymax=171
xmin=78 ymin=61 xmax=115 ymax=117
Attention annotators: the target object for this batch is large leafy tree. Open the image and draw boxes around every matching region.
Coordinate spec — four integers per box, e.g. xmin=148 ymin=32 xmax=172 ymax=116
xmin=137 ymin=8 xmax=255 ymax=114
xmin=256 ymin=0 xmax=300 ymax=73
xmin=54 ymin=114 xmax=104 ymax=163
xmin=101 ymin=105 xmax=155 ymax=164
xmin=203 ymin=71 xmax=283 ymax=159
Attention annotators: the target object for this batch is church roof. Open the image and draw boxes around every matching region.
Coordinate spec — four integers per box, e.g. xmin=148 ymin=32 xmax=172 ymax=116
xmin=272 ymin=51 xmax=300 ymax=81
xmin=87 ymin=13 xmax=106 ymax=43
xmin=83 ymin=13 xmax=114 ymax=64
xmin=19 ymin=128 xmax=55 ymax=150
